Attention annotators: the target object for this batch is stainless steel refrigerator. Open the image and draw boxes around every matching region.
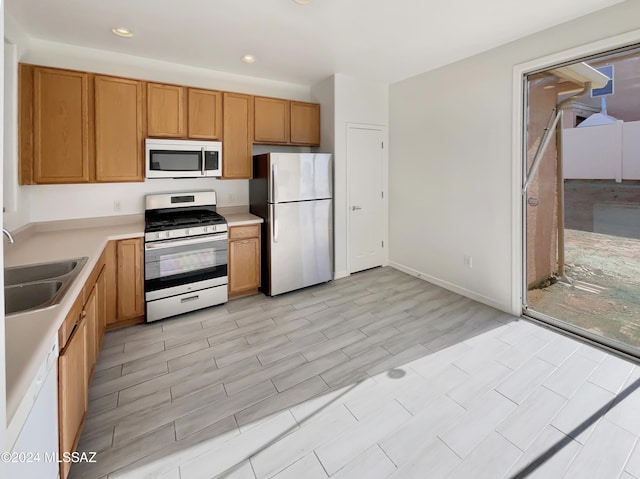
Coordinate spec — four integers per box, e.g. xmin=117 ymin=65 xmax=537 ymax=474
xmin=250 ymin=152 xmax=333 ymax=296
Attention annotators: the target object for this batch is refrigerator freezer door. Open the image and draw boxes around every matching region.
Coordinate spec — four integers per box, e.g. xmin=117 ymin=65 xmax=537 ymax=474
xmin=268 ymin=199 xmax=333 ymax=295
xmin=269 ymin=153 xmax=332 ymax=203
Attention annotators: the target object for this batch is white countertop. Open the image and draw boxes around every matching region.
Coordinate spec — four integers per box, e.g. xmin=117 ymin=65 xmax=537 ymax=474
xmin=218 ymin=207 xmax=264 ymax=226
xmin=4 ymin=208 xmax=262 ymax=425
xmin=5 ymin=216 xmax=145 ymax=424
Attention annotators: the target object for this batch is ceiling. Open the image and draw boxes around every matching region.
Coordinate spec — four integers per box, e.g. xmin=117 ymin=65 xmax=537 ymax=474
xmin=6 ymin=0 xmax=624 ymax=86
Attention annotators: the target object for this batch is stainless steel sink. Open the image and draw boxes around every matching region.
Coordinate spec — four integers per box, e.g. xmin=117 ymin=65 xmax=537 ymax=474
xmin=5 ymin=258 xmax=86 ymax=286
xmin=4 ymin=257 xmax=88 ymax=316
xmin=5 ymin=281 xmax=64 ymax=315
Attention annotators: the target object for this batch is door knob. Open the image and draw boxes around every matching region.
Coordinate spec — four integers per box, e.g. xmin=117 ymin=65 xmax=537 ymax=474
xmin=352 ymin=206 xmax=362 ymax=211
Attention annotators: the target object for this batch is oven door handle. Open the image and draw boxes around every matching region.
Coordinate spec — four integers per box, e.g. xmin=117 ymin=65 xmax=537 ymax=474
xmin=145 ymin=234 xmax=228 ymax=250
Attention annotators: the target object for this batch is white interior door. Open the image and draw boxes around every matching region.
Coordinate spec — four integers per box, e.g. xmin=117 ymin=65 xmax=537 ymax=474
xmin=348 ymin=126 xmax=384 ymax=273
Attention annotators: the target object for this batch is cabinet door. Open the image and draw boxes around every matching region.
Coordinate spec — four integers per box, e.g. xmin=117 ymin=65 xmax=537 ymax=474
xmin=147 ymin=83 xmax=186 ymax=137
xmin=84 ymin=285 xmax=98 ymax=386
xmin=33 ymin=68 xmax=90 ymax=183
xmin=229 ymin=237 xmax=261 ymax=295
xmin=58 ymin=316 xmax=87 ymax=479
xmin=95 ymin=76 xmax=144 ymax=181
xmin=117 ymin=238 xmax=144 ymax=320
xmin=97 ymin=269 xmax=107 ymax=342
xmin=222 ymin=92 xmax=253 ymax=179
xmin=188 ymin=88 xmax=222 ymax=140
xmin=290 ymin=101 xmax=320 ymax=146
xmin=105 ymin=241 xmax=118 ymax=326
xmin=254 ymin=97 xmax=289 ymax=144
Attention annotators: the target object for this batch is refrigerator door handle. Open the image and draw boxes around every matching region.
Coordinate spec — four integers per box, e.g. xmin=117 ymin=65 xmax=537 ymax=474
xmin=272 ymin=163 xmax=279 ymax=203
xmin=273 ymin=209 xmax=279 ymax=243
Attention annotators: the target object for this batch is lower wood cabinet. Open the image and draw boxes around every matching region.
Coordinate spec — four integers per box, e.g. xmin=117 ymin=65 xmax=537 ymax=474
xmin=58 ymin=312 xmax=87 ymax=479
xmin=57 ymin=236 xmax=143 ymax=478
xmin=228 ymin=225 xmax=261 ymax=298
xmin=115 ymin=238 xmax=145 ymax=325
xmin=83 ymin=284 xmax=98 ymax=388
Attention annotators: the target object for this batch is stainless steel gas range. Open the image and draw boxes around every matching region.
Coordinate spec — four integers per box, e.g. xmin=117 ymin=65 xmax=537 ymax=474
xmin=144 ymin=190 xmax=228 ymax=322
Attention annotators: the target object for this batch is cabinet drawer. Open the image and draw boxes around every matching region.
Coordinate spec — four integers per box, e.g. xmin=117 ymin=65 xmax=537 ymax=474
xmin=229 ymin=225 xmax=260 ymax=240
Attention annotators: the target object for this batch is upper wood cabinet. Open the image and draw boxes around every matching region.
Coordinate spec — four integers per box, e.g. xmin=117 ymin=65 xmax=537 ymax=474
xmin=188 ymin=88 xmax=223 ymax=140
xmin=290 ymin=101 xmax=320 ymax=145
xmin=254 ymin=96 xmax=290 ymax=144
xmin=19 ymin=63 xmax=321 ymax=185
xmin=147 ymin=83 xmax=186 ymax=138
xmin=223 ymin=92 xmax=253 ymax=179
xmin=253 ymin=97 xmax=320 ymax=146
xmin=94 ymin=76 xmax=145 ymax=181
xmin=24 ymin=66 xmax=91 ymax=184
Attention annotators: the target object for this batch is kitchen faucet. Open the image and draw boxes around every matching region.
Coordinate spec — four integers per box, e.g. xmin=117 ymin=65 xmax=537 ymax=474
xmin=3 ymin=227 xmax=15 ymax=244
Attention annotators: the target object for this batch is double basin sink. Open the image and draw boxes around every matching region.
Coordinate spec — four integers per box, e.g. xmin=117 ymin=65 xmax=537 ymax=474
xmin=5 ymin=258 xmax=88 ymax=316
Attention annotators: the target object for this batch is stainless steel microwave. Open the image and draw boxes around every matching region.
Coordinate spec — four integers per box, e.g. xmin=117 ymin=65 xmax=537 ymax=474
xmin=145 ymin=139 xmax=222 ymax=178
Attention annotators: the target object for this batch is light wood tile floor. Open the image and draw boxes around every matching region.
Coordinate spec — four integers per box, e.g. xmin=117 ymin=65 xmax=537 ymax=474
xmin=70 ymin=267 xmax=640 ymax=479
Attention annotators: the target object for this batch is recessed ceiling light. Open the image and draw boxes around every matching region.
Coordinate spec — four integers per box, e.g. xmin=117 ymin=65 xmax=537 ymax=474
xmin=294 ymin=0 xmax=313 ymax=4
xmin=241 ymin=54 xmax=256 ymax=63
xmin=112 ymin=27 xmax=133 ymax=38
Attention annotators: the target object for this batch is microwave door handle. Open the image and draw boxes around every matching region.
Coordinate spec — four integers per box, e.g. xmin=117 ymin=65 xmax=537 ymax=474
xmin=201 ymin=147 xmax=206 ymax=176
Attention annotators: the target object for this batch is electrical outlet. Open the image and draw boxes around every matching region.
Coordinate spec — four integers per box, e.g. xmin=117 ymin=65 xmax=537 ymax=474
xmin=464 ymin=254 xmax=473 ymax=268
xmin=113 ymin=200 xmax=122 ymax=212
xmin=228 ymin=193 xmax=235 ymax=203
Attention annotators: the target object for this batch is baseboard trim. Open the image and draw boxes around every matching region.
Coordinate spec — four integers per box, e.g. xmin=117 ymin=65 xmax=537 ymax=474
xmin=334 ymin=271 xmax=350 ymax=280
xmin=388 ymin=261 xmax=512 ymax=314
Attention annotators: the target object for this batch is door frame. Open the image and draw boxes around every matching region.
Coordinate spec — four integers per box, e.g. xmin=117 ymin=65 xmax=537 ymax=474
xmin=345 ymin=122 xmax=389 ymax=276
xmin=511 ymin=28 xmax=640 ymax=358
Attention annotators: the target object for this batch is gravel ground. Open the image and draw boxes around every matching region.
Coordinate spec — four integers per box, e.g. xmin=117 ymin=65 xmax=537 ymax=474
xmin=528 ymin=228 xmax=640 ymax=348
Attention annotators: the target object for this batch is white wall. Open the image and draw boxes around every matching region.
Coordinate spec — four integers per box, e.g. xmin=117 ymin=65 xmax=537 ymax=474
xmin=3 ymin=33 xmax=315 ymax=226
xmin=0 ymin=0 xmax=8 ymax=472
xmin=333 ymin=74 xmax=388 ymax=278
xmin=309 ymin=74 xmax=387 ymax=278
xmin=310 ymin=76 xmax=336 ymax=159
xmin=389 ymin=0 xmax=640 ymax=313
xmin=27 ymin=179 xmax=248 ymax=222
xmin=3 ymin=13 xmax=30 ymax=230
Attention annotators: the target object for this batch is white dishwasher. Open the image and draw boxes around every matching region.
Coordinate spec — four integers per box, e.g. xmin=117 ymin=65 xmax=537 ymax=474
xmin=7 ymin=340 xmax=59 ymax=479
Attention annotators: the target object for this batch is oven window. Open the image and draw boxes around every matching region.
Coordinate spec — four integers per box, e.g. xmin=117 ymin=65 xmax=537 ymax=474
xmin=145 ymin=237 xmax=227 ymax=283
xmin=159 ymin=249 xmax=215 ymax=277
xmin=149 ymin=150 xmax=202 ymax=172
